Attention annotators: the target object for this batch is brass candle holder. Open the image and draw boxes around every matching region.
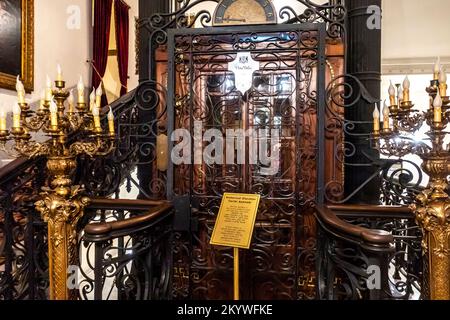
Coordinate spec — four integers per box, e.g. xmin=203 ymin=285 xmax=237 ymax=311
xmin=0 ymin=78 xmax=115 ymax=300
xmin=372 ymin=75 xmax=450 ymax=300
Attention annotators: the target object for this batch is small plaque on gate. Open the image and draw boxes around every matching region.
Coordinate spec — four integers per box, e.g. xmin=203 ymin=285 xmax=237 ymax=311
xmin=228 ymin=52 xmax=259 ymax=94
xmin=210 ymin=193 xmax=261 ymax=249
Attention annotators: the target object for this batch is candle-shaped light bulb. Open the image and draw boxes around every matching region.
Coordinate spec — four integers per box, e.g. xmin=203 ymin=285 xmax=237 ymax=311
xmin=0 ymin=108 xmax=6 ymax=131
xmin=388 ymin=81 xmax=396 ymax=106
xmin=95 ymin=84 xmax=103 ymax=109
xmin=373 ymin=104 xmax=380 ymax=132
xmin=92 ymin=106 xmax=101 ymax=129
xmin=439 ymin=68 xmax=448 ymax=97
xmin=383 ymin=101 xmax=390 ymax=130
xmin=56 ymin=64 xmax=63 ymax=82
xmin=76 ymin=76 xmax=85 ymax=105
xmin=402 ymin=76 xmax=410 ymax=102
xmin=12 ymin=103 xmax=21 ymax=128
xmin=68 ymin=89 xmax=75 ymax=113
xmin=39 ymin=89 xmax=46 ymax=110
xmin=45 ymin=75 xmax=52 ymax=101
xmin=440 ymin=68 xmax=448 ymax=84
xmin=434 ymin=93 xmax=443 ymax=123
xmin=89 ymin=88 xmax=96 ymax=111
xmin=108 ymin=107 xmax=115 ymax=134
xmin=16 ymin=76 xmax=25 ymax=104
xmin=16 ymin=75 xmax=23 ymax=92
xmin=403 ymin=76 xmax=410 ymax=90
xmin=92 ymin=106 xmax=99 ymax=117
xmin=398 ymin=89 xmax=404 ymax=103
xmin=434 ymin=57 xmax=441 ymax=80
xmin=50 ymin=99 xmax=58 ymax=128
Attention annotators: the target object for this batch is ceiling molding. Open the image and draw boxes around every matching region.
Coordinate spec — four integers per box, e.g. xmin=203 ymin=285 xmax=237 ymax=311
xmin=382 ymin=57 xmax=450 ymax=75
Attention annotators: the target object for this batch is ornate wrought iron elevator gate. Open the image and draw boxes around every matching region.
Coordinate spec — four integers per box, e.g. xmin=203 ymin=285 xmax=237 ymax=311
xmin=168 ymin=24 xmax=326 ymax=299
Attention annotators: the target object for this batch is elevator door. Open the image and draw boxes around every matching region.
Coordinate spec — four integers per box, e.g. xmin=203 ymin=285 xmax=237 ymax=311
xmin=168 ymin=24 xmax=326 ymax=299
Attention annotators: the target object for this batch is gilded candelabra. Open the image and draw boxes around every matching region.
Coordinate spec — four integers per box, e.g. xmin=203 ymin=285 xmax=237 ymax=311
xmin=372 ymin=59 xmax=450 ymax=299
xmin=0 ymin=69 xmax=115 ymax=300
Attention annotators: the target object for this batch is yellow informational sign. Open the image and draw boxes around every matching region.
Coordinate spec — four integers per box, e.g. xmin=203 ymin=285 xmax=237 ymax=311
xmin=210 ymin=193 xmax=261 ymax=249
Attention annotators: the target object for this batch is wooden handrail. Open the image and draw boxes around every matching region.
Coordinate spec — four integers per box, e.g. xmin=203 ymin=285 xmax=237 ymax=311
xmin=89 ymin=198 xmax=170 ymax=210
xmin=0 ymin=157 xmax=33 ymax=183
xmin=328 ymin=204 xmax=413 ymax=220
xmin=83 ymin=200 xmax=173 ymax=242
xmin=315 ymin=205 xmax=394 ymax=247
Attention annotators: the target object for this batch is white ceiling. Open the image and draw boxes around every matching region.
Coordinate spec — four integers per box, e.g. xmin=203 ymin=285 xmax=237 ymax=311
xmin=382 ymin=0 xmax=450 ymax=74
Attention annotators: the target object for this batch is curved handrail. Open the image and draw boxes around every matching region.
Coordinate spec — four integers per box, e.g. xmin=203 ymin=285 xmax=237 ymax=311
xmin=80 ymin=197 xmax=174 ymax=301
xmin=83 ymin=199 xmax=173 ymax=242
xmin=328 ymin=204 xmax=413 ymax=219
xmin=88 ymin=198 xmax=170 ymax=211
xmin=0 ymin=157 xmax=31 ymax=183
xmin=315 ymin=205 xmax=395 ymax=248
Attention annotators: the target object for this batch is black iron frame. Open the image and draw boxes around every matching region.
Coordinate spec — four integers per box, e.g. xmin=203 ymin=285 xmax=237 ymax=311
xmin=165 ymin=22 xmax=327 ymax=299
xmin=166 ymin=23 xmax=327 ymax=203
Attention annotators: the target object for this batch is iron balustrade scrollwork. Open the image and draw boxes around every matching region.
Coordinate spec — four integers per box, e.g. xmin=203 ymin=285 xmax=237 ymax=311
xmin=315 ymin=205 xmax=422 ymax=300
xmin=0 ymin=87 xmax=163 ymax=300
xmin=0 ymin=158 xmax=49 ymax=300
xmin=324 ymin=73 xmax=425 ymax=206
xmin=80 ymin=199 xmax=174 ymax=300
xmin=380 ymin=159 xmax=423 ymax=206
xmin=74 ymin=80 xmax=168 ymax=200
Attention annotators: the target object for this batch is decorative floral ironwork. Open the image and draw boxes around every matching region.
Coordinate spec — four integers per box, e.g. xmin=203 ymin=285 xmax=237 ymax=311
xmin=0 ymin=159 xmax=49 ymax=300
xmin=79 ymin=205 xmax=173 ymax=300
xmin=317 ymin=208 xmax=422 ymax=300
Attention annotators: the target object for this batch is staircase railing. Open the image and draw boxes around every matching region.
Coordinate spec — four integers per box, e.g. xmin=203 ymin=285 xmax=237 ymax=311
xmin=0 ymin=80 xmax=425 ymax=300
xmin=315 ymin=204 xmax=422 ymax=300
xmin=0 ymin=157 xmax=48 ymax=300
xmin=0 ymin=84 xmax=166 ymax=300
xmin=80 ymin=199 xmax=174 ymax=300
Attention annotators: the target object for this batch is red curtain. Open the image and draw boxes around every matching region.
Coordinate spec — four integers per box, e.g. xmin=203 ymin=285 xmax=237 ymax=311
xmin=114 ymin=0 xmax=130 ymax=96
xmin=92 ymin=0 xmax=113 ymax=106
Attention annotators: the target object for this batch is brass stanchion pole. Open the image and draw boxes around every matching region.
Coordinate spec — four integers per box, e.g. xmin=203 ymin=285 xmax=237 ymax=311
xmin=234 ymin=247 xmax=239 ymax=301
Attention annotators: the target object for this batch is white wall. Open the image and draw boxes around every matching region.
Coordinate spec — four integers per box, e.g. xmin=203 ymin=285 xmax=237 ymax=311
xmin=382 ymin=0 xmax=450 ymax=74
xmin=0 ymin=0 xmax=92 ymax=113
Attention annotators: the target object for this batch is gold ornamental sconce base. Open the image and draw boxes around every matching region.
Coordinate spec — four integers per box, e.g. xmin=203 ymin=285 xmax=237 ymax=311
xmin=35 ymin=156 xmax=90 ymax=300
xmin=413 ymin=157 xmax=450 ymax=300
xmin=1 ymin=75 xmax=115 ymax=300
xmin=374 ymin=70 xmax=450 ymax=300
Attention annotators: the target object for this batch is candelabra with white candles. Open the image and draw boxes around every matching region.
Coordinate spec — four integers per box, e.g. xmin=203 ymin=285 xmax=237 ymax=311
xmin=372 ymin=58 xmax=450 ymax=300
xmin=0 ymin=65 xmax=115 ymax=300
